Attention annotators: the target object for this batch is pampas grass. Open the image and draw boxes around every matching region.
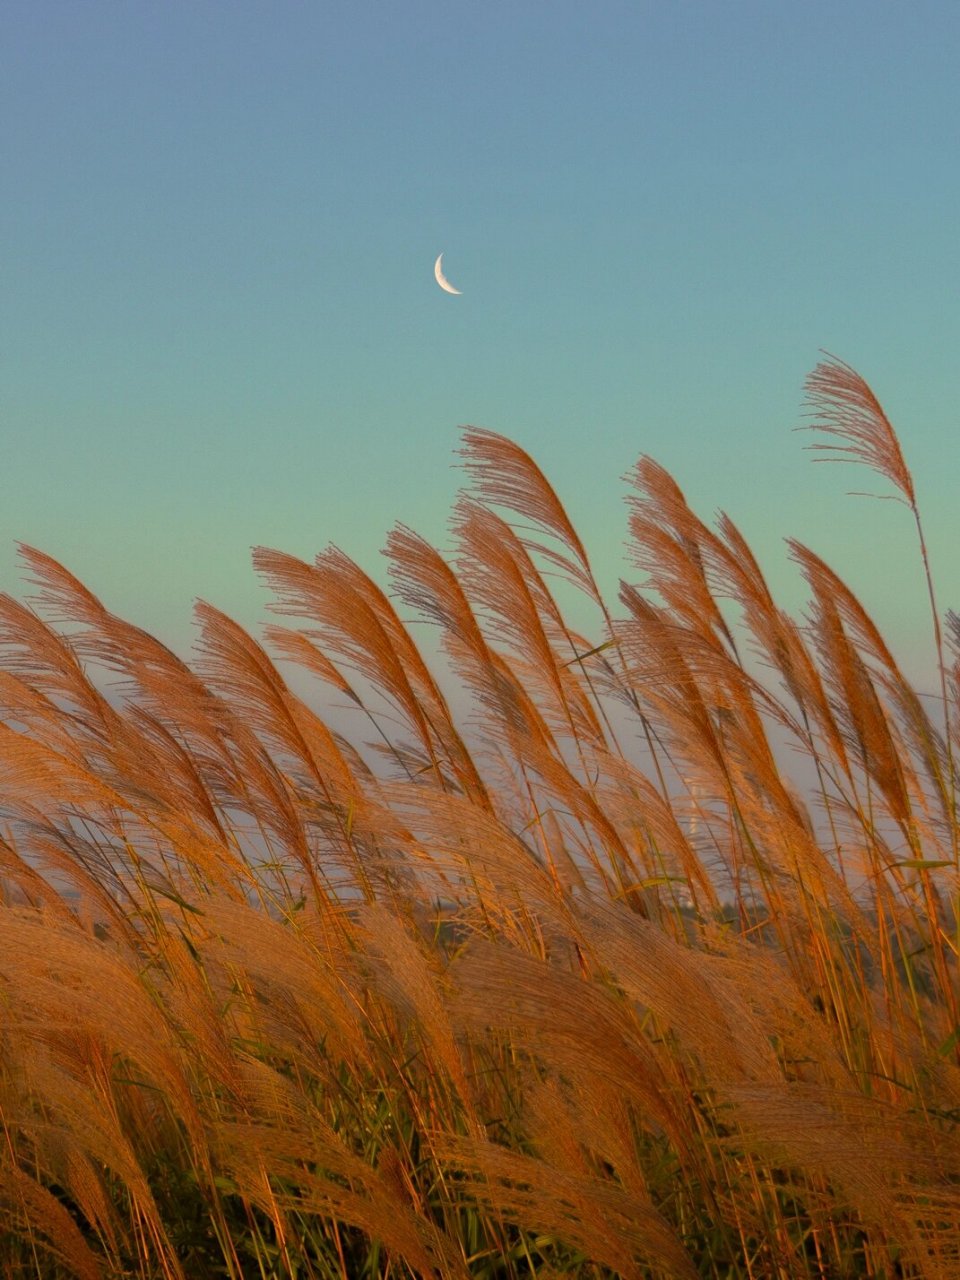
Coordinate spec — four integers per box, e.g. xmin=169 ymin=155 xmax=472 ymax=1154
xmin=2 ymin=357 xmax=959 ymax=1277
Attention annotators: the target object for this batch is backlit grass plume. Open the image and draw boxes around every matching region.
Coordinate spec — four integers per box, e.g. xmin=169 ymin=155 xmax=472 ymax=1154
xmin=1 ymin=358 xmax=959 ymax=1278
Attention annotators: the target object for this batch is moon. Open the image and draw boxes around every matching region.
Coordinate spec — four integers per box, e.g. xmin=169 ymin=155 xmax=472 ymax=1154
xmin=434 ymin=253 xmax=462 ymax=295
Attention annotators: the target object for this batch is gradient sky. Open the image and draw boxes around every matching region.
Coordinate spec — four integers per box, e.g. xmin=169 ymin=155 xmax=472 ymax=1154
xmin=4 ymin=1 xmax=959 ymax=686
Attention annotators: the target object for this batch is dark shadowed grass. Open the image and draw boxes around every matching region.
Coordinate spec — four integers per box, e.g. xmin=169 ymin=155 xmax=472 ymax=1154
xmin=1 ymin=355 xmax=959 ymax=1278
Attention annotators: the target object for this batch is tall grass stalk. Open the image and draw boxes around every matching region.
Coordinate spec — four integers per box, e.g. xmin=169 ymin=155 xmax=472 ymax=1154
xmin=1 ymin=358 xmax=959 ymax=1278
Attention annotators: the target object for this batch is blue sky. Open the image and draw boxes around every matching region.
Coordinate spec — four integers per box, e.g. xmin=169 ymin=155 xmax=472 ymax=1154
xmin=4 ymin=1 xmax=959 ymax=682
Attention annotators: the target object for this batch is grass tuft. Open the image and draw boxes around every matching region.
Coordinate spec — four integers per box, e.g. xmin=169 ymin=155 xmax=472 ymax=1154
xmin=2 ymin=358 xmax=959 ymax=1277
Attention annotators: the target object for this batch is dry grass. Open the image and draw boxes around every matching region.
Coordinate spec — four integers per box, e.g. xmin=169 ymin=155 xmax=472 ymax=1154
xmin=2 ymin=355 xmax=959 ymax=1277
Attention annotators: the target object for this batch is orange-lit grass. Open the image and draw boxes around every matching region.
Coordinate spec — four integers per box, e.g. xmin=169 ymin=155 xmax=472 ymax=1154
xmin=1 ymin=356 xmax=959 ymax=1277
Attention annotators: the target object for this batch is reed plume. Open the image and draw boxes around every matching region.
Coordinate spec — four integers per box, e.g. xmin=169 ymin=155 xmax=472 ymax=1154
xmin=1 ymin=357 xmax=958 ymax=1277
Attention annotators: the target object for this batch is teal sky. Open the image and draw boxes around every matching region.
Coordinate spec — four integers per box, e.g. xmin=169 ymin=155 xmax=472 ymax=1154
xmin=4 ymin=2 xmax=959 ymax=683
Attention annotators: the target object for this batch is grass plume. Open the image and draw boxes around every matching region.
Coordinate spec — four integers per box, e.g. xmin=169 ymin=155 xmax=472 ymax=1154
xmin=1 ymin=358 xmax=959 ymax=1277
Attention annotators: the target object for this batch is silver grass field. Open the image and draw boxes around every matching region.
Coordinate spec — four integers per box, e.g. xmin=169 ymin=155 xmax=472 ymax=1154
xmin=2 ymin=356 xmax=960 ymax=1278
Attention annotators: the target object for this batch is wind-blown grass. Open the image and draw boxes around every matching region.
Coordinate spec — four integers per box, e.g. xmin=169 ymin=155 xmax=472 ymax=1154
xmin=1 ymin=355 xmax=959 ymax=1278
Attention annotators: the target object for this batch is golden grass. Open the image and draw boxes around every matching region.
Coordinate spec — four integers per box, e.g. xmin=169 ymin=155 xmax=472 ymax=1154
xmin=2 ymin=355 xmax=959 ymax=1277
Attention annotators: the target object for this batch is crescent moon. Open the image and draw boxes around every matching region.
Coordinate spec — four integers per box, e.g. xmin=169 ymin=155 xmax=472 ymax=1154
xmin=434 ymin=253 xmax=462 ymax=295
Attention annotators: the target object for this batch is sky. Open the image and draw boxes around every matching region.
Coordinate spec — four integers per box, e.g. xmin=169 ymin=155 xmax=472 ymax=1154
xmin=4 ymin=1 xmax=959 ymax=688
